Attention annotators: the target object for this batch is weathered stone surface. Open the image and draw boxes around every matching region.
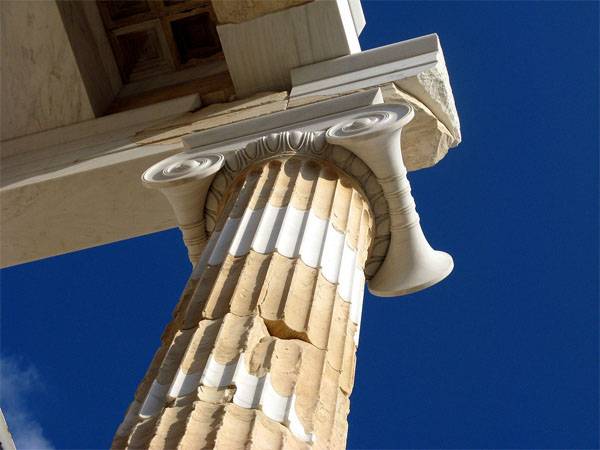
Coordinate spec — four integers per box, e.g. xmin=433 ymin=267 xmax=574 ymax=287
xmin=381 ymin=83 xmax=455 ymax=171
xmin=134 ymin=92 xmax=288 ymax=145
xmin=0 ymin=92 xmax=288 ymax=268
xmin=0 ymin=144 xmax=181 ymax=268
xmin=0 ymin=1 xmax=95 ymax=141
xmin=217 ymin=1 xmax=360 ymax=97
xmin=211 ymin=0 xmax=311 ymax=24
xmin=394 ymin=51 xmax=461 ymax=145
xmin=289 ymin=33 xmax=461 ymax=146
xmin=288 ymin=84 xmax=454 ymax=171
xmin=114 ymin=156 xmax=371 ymax=448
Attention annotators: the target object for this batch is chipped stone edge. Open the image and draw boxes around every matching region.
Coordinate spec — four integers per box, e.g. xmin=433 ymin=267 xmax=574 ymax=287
xmin=290 ymin=33 xmax=461 ymax=146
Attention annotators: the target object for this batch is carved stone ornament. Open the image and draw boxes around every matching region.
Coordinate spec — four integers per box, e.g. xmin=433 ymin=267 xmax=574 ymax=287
xmin=118 ymin=102 xmax=456 ymax=449
xmin=143 ymin=154 xmax=225 ymax=187
xmin=142 ymin=154 xmax=225 ymax=263
xmin=203 ymin=131 xmax=389 ymax=279
xmin=142 ymin=102 xmax=453 ymax=296
xmin=326 ymin=104 xmax=453 ymax=296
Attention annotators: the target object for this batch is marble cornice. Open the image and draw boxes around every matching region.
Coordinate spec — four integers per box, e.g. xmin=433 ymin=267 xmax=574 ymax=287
xmin=290 ymin=33 xmax=461 ymax=146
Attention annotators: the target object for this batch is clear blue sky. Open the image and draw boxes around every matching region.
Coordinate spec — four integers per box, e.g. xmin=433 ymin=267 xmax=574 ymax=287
xmin=1 ymin=2 xmax=598 ymax=449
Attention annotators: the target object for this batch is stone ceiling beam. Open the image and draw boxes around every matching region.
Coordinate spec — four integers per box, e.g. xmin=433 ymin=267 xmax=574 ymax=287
xmin=218 ymin=0 xmax=362 ymax=97
xmin=0 ymin=95 xmax=202 ymax=269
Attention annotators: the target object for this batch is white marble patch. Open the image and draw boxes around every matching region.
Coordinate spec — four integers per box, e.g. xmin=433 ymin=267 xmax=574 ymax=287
xmin=276 ymin=207 xmax=309 ymax=258
xmin=170 ymin=352 xmax=313 ymax=442
xmin=288 ymin=394 xmax=314 ymax=443
xmin=201 ymin=354 xmax=237 ymax=388
xmin=232 ymin=355 xmax=264 ymax=409
xmin=139 ymin=380 xmax=169 ymax=418
xmin=229 ymin=208 xmax=263 ymax=257
xmin=208 ymin=217 xmax=240 ymax=265
xmin=350 ymin=267 xmax=365 ymax=325
xmin=193 ymin=230 xmax=221 ymax=277
xmin=252 ymin=204 xmax=286 ymax=254
xmin=351 ymin=268 xmax=365 ymax=346
xmin=337 ymin=242 xmax=357 ymax=302
xmin=260 ymin=375 xmax=291 ymax=423
xmin=320 ymin=223 xmax=347 ymax=284
xmin=298 ymin=211 xmax=328 ymax=268
xmin=168 ymin=368 xmax=202 ymax=399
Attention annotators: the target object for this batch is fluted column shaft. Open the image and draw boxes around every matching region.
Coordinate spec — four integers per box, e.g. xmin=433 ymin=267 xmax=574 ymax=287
xmin=113 ymin=155 xmax=374 ymax=450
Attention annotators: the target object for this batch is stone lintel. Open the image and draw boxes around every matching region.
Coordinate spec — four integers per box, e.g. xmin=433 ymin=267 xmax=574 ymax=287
xmin=182 ymin=89 xmax=383 ymax=152
xmin=290 ymin=33 xmax=461 ymax=145
xmin=0 ymin=94 xmax=202 ymax=162
xmin=0 ymin=93 xmax=281 ymax=268
xmin=0 ymin=93 xmax=201 ymax=269
xmin=181 ymin=86 xmax=453 ymax=173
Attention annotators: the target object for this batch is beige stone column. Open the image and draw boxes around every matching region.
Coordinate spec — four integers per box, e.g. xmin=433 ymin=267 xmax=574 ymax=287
xmin=113 ymin=155 xmax=374 ymax=449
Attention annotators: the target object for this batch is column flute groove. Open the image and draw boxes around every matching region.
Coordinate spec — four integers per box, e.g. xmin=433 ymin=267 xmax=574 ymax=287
xmin=113 ymin=154 xmax=374 ymax=450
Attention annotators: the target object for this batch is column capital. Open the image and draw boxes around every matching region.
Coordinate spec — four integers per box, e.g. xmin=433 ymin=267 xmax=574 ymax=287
xmin=326 ymin=105 xmax=454 ymax=296
xmin=141 ymin=154 xmax=225 ymax=264
xmin=143 ymin=93 xmax=453 ymax=296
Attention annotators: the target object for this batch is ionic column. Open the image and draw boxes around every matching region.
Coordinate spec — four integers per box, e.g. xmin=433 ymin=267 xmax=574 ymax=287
xmin=113 ymin=155 xmax=374 ymax=449
xmin=114 ymin=103 xmax=455 ymax=450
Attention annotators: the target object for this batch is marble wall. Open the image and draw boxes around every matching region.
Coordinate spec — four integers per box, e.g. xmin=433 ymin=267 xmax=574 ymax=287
xmin=0 ymin=1 xmax=95 ymax=141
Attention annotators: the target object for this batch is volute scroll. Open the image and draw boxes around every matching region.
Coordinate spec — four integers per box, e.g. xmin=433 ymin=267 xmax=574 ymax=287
xmin=142 ymin=153 xmax=226 ymax=264
xmin=326 ymin=104 xmax=454 ymax=297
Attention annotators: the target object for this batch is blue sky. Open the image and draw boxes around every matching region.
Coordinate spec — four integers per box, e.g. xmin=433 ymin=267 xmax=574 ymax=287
xmin=1 ymin=1 xmax=598 ymax=449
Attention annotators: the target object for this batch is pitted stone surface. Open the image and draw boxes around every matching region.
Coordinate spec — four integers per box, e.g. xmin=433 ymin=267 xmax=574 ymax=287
xmin=113 ymin=156 xmax=373 ymax=449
